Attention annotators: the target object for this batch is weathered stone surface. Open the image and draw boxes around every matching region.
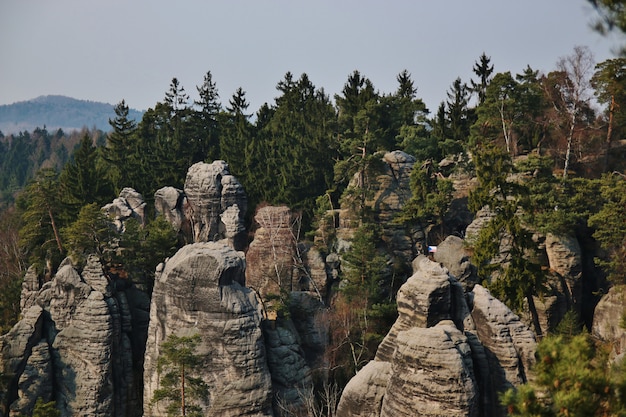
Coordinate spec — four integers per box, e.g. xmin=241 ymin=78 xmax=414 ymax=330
xmin=592 ymin=285 xmax=626 ymax=360
xmin=3 ymin=256 xmax=147 ymax=417
xmin=263 ymin=320 xmax=312 ymax=411
xmin=19 ymin=265 xmax=40 ymax=312
xmin=376 ymin=256 xmax=453 ymax=363
xmin=337 ymin=257 xmax=535 ymax=417
xmin=9 ymin=341 xmax=53 ymax=417
xmin=154 ymin=186 xmax=186 ymax=232
xmin=143 ymin=242 xmax=273 ymax=417
xmin=52 ymin=290 xmax=114 ymax=416
xmin=380 ymin=322 xmax=478 ymax=417
xmin=434 ymin=235 xmax=477 ymax=288
xmin=102 ymin=188 xmax=146 ymax=232
xmin=288 ymin=292 xmax=329 ymax=371
xmin=544 ymin=233 xmax=583 ymax=309
xmin=82 ymin=254 xmax=112 ymax=297
xmin=183 ymin=161 xmax=247 ymax=248
xmin=0 ymin=305 xmax=43 ymax=416
xmin=336 ymin=361 xmax=392 ymax=417
xmin=246 ymin=206 xmax=297 ymax=301
xmin=470 ymin=285 xmax=536 ymax=390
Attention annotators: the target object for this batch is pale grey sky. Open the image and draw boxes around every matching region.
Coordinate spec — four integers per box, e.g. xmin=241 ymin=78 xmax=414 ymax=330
xmin=0 ymin=0 xmax=621 ymax=113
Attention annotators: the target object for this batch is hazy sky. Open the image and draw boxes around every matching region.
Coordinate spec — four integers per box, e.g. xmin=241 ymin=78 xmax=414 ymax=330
xmin=0 ymin=0 xmax=622 ymax=113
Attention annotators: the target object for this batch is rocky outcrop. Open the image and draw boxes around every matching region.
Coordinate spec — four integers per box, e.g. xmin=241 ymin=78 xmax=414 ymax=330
xmin=380 ymin=322 xmax=478 ymax=417
xmin=433 ymin=235 xmax=477 ymax=289
xmin=143 ymin=242 xmax=273 ymax=417
xmin=183 ymin=161 xmax=247 ymax=249
xmin=246 ymin=206 xmax=297 ymax=300
xmin=1 ymin=256 xmax=148 ymax=417
xmin=153 ymin=162 xmax=247 ymax=249
xmin=592 ymin=285 xmax=626 ymax=360
xmin=337 ymin=257 xmax=536 ymax=417
xmin=103 ymin=188 xmax=147 ymax=232
xmin=470 ymin=285 xmax=537 ymax=390
xmin=154 ymin=186 xmax=188 ymax=236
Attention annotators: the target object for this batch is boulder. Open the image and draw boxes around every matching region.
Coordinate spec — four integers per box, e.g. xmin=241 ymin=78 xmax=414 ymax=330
xmin=154 ymin=186 xmax=186 ymax=233
xmin=433 ymin=235 xmax=477 ymax=288
xmin=470 ymin=285 xmax=536 ymax=389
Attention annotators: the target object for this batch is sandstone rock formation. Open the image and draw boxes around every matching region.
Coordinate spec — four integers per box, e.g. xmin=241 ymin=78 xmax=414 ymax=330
xmin=592 ymin=285 xmax=626 ymax=360
xmin=433 ymin=235 xmax=477 ymax=289
xmin=336 ymin=257 xmax=536 ymax=417
xmin=103 ymin=187 xmax=147 ymax=232
xmin=154 ymin=162 xmax=247 ymax=250
xmin=246 ymin=206 xmax=298 ymax=300
xmin=183 ymin=161 xmax=247 ymax=249
xmin=143 ymin=242 xmax=273 ymax=417
xmin=1 ymin=255 xmax=147 ymax=417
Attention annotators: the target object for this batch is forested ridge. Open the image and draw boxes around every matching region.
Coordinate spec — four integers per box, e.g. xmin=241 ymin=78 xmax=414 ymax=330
xmin=3 ymin=16 xmax=626 ymax=414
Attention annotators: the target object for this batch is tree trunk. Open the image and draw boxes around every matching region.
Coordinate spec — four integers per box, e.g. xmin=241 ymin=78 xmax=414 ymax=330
xmin=563 ymin=111 xmax=576 ymax=179
xmin=181 ymin=364 xmax=186 ymax=416
xmin=603 ymin=94 xmax=616 ymax=173
xmin=48 ymin=207 xmax=63 ymax=254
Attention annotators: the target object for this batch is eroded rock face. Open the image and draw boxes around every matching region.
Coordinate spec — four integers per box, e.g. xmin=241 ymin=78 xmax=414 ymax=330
xmin=183 ymin=161 xmax=247 ymax=249
xmin=470 ymin=285 xmax=537 ymax=389
xmin=103 ymin=188 xmax=147 ymax=232
xmin=246 ymin=206 xmax=297 ymax=300
xmin=337 ymin=257 xmax=536 ymax=417
xmin=433 ymin=235 xmax=477 ymax=289
xmin=380 ymin=322 xmax=478 ymax=417
xmin=592 ymin=285 xmax=626 ymax=360
xmin=1 ymin=257 xmax=147 ymax=417
xmin=143 ymin=242 xmax=273 ymax=417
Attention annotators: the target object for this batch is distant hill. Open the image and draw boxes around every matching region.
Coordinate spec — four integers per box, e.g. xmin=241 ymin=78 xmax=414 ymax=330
xmin=0 ymin=95 xmax=144 ymax=135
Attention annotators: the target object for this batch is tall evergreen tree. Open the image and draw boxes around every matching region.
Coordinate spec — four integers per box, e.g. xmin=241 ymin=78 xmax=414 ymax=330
xmin=219 ymin=87 xmax=254 ymax=179
xmin=193 ymin=70 xmax=221 ymax=162
xmin=441 ymin=77 xmax=474 ymax=155
xmin=151 ymin=333 xmax=208 ymax=417
xmin=59 ymin=134 xmax=114 ymax=210
xmin=470 ymin=52 xmax=494 ymax=104
xmin=18 ymin=169 xmax=68 ymax=274
xmin=591 ymin=58 xmax=626 ymax=172
xmin=104 ymin=100 xmax=138 ymax=191
xmin=256 ymin=72 xmax=337 ymax=216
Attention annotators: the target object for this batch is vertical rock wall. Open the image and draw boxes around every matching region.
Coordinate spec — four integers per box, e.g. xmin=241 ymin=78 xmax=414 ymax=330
xmin=143 ymin=243 xmax=273 ymax=417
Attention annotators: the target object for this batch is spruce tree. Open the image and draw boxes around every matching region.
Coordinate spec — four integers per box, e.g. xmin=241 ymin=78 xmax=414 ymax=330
xmin=104 ymin=100 xmax=137 ymax=191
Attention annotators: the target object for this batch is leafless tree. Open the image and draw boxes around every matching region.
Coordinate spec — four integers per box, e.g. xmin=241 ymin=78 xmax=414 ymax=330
xmin=555 ymin=46 xmax=595 ymax=178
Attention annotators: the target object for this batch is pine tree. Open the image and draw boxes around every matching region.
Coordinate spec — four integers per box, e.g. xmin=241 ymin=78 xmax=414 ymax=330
xmin=18 ymin=168 xmax=68 ymax=274
xmin=61 ymin=203 xmax=115 ymax=266
xmin=193 ymin=70 xmax=221 ymax=162
xmin=468 ymin=144 xmax=544 ymax=333
xmin=591 ymin=58 xmax=626 ymax=172
xmin=59 ymin=134 xmax=114 ymax=210
xmin=152 ymin=334 xmax=208 ymax=417
xmin=501 ymin=333 xmax=626 ymax=416
xmin=470 ymin=52 xmax=494 ymax=104
xmin=104 ymin=100 xmax=137 ymax=191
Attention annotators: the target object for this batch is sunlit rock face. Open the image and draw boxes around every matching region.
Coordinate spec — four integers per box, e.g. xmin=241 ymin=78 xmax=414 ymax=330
xmin=143 ymin=242 xmax=273 ymax=417
xmin=1 ymin=255 xmax=148 ymax=417
xmin=336 ymin=257 xmax=536 ymax=417
xmin=183 ymin=161 xmax=247 ymax=248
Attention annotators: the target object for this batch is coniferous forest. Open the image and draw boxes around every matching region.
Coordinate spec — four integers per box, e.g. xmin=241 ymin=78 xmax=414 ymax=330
xmin=3 ymin=2 xmax=626 ymax=414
